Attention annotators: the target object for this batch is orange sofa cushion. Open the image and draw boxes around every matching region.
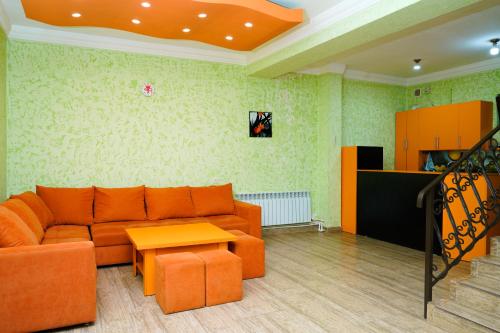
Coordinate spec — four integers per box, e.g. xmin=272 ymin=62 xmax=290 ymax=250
xmin=0 ymin=206 xmax=39 ymax=247
xmin=94 ymin=186 xmax=147 ymax=223
xmin=1 ymin=199 xmax=45 ymax=243
xmin=190 ymin=184 xmax=235 ymax=216
xmin=10 ymin=191 xmax=54 ymax=229
xmin=36 ymin=186 xmax=94 ymax=226
xmin=145 ymin=186 xmax=196 ymax=220
xmin=43 ymin=225 xmax=91 ymax=241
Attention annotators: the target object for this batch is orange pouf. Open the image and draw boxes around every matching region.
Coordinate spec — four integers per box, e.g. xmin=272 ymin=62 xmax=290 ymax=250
xmin=196 ymin=250 xmax=243 ymax=306
xmin=155 ymin=252 xmax=205 ymax=314
xmin=228 ymin=230 xmax=265 ymax=279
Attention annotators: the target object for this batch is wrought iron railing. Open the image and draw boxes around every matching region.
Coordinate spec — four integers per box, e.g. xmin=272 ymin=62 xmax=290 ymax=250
xmin=416 ymin=94 xmax=500 ymax=318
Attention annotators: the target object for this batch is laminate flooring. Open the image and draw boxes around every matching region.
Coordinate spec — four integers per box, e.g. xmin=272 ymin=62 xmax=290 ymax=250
xmin=59 ymin=231 xmax=469 ymax=333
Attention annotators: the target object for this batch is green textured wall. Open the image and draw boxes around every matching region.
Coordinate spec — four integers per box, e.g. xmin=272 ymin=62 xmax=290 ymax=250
xmin=7 ymin=40 xmax=320 ymax=207
xmin=342 ymin=79 xmax=406 ymax=169
xmin=0 ymin=28 xmax=6 ymax=200
xmin=405 ymin=69 xmax=500 ymax=113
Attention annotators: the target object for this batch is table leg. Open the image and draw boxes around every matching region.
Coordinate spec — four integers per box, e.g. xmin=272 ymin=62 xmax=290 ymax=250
xmin=132 ymin=245 xmax=137 ymax=277
xmin=143 ymin=249 xmax=156 ymax=296
xmin=218 ymin=242 xmax=228 ymax=250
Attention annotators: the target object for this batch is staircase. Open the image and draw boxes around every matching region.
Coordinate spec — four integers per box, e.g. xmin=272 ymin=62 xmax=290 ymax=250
xmin=428 ymin=236 xmax=500 ymax=332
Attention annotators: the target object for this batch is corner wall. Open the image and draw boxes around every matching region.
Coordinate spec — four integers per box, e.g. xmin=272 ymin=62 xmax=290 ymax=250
xmin=0 ymin=28 xmax=6 ymax=200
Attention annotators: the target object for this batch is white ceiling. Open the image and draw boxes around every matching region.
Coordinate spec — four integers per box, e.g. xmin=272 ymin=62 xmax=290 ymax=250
xmin=307 ymin=5 xmax=500 ymax=78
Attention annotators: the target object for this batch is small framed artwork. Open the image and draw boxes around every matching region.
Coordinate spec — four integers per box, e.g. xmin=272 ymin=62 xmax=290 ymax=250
xmin=249 ymin=111 xmax=272 ymax=138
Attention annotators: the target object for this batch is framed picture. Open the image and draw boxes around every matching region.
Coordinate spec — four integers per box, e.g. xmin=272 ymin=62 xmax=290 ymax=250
xmin=249 ymin=111 xmax=272 ymax=138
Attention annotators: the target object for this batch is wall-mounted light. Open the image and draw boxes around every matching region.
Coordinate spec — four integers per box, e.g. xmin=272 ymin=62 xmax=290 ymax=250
xmin=490 ymin=38 xmax=499 ymax=56
xmin=413 ymin=59 xmax=422 ymax=71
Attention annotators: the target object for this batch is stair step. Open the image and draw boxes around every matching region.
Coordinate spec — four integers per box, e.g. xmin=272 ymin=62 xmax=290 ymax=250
xmin=491 ymin=237 xmax=500 ymax=257
xmin=430 ymin=299 xmax=500 ymax=332
xmin=472 ymin=256 xmax=500 ymax=280
xmin=451 ymin=276 xmax=500 ymax=315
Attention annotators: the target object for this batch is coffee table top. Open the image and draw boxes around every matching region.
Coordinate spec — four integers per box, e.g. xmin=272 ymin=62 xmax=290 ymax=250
xmin=125 ymin=223 xmax=237 ymax=250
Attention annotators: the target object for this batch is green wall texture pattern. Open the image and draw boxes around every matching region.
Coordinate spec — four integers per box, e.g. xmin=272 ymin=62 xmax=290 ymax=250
xmin=7 ymin=40 xmax=320 ymax=206
xmin=0 ymin=28 xmax=6 ymax=200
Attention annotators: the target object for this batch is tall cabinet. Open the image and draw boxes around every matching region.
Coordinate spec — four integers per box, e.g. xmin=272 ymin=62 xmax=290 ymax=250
xmin=395 ymin=101 xmax=493 ymax=171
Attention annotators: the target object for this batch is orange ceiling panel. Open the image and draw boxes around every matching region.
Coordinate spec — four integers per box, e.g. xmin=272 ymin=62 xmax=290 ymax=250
xmin=21 ymin=0 xmax=304 ymax=51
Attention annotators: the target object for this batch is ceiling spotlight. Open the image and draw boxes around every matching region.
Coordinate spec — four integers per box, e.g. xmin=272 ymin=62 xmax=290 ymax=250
xmin=413 ymin=59 xmax=422 ymax=71
xmin=182 ymin=27 xmax=191 ymax=33
xmin=71 ymin=12 xmax=81 ymax=18
xmin=490 ymin=38 xmax=499 ymax=56
xmin=198 ymin=13 xmax=208 ymax=18
xmin=131 ymin=18 xmax=141 ymax=25
xmin=141 ymin=2 xmax=151 ymax=8
xmin=225 ymin=35 xmax=233 ymax=41
xmin=244 ymin=22 xmax=253 ymax=28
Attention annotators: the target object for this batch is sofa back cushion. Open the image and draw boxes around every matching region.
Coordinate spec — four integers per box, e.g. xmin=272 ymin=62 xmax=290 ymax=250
xmin=145 ymin=186 xmax=196 ymax=220
xmin=94 ymin=186 xmax=146 ymax=223
xmin=0 ymin=206 xmax=39 ymax=247
xmin=36 ymin=186 xmax=94 ymax=226
xmin=190 ymin=183 xmax=235 ymax=217
xmin=10 ymin=191 xmax=54 ymax=230
xmin=1 ymin=199 xmax=45 ymax=243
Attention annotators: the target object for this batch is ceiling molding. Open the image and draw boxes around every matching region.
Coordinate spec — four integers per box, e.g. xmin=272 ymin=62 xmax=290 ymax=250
xmin=248 ymin=0 xmax=380 ymax=63
xmin=406 ymin=56 xmax=500 ymax=86
xmin=8 ymin=25 xmax=248 ymax=65
xmin=344 ymin=69 xmax=407 ymax=86
xmin=0 ymin=1 xmax=11 ymax=34
xmin=298 ymin=63 xmax=346 ymax=75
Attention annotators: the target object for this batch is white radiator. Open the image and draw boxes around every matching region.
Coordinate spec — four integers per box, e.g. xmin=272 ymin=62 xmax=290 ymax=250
xmin=235 ymin=191 xmax=312 ymax=227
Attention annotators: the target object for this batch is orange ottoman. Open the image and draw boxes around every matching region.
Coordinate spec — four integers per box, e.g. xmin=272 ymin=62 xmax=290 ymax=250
xmin=155 ymin=252 xmax=205 ymax=314
xmin=196 ymin=250 xmax=243 ymax=306
xmin=228 ymin=230 xmax=265 ymax=279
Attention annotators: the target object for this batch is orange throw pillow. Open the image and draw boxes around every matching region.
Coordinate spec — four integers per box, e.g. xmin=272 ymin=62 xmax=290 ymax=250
xmin=2 ymin=199 xmax=45 ymax=243
xmin=94 ymin=186 xmax=146 ymax=223
xmin=10 ymin=191 xmax=54 ymax=229
xmin=0 ymin=206 xmax=39 ymax=247
xmin=145 ymin=186 xmax=196 ymax=220
xmin=190 ymin=183 xmax=235 ymax=217
xmin=36 ymin=186 xmax=94 ymax=226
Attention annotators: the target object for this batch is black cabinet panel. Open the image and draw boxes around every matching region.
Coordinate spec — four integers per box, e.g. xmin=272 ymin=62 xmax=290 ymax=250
xmin=357 ymin=146 xmax=383 ymax=170
xmin=357 ymin=171 xmax=441 ymax=254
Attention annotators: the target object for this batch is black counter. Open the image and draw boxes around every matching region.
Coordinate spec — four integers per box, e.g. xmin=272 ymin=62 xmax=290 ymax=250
xmin=356 ymin=171 xmax=441 ymax=253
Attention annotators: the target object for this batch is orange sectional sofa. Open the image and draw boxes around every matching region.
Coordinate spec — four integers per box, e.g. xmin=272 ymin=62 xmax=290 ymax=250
xmin=0 ymin=183 xmax=261 ymax=332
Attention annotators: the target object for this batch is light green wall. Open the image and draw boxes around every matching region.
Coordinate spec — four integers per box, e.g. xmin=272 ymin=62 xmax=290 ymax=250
xmin=315 ymin=74 xmax=343 ymax=226
xmin=342 ymin=79 xmax=406 ymax=169
xmin=7 ymin=40 xmax=320 ymax=208
xmin=405 ymin=69 xmax=500 ymax=118
xmin=0 ymin=28 xmax=6 ymax=200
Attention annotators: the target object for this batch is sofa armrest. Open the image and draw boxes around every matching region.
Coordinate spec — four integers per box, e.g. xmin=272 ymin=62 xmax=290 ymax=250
xmin=0 ymin=241 xmax=96 ymax=333
xmin=234 ymin=200 xmax=262 ymax=238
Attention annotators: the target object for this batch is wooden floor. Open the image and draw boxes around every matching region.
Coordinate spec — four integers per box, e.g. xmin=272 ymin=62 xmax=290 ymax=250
xmin=62 ymin=231 xmax=470 ymax=333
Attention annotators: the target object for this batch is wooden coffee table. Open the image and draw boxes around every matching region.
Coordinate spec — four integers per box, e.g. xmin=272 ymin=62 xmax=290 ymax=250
xmin=126 ymin=223 xmax=237 ymax=296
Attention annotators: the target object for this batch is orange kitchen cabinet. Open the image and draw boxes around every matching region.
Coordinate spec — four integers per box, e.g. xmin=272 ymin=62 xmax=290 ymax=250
xmin=457 ymin=101 xmax=493 ymax=149
xmin=418 ymin=106 xmax=458 ymax=150
xmin=395 ymin=110 xmax=420 ymax=170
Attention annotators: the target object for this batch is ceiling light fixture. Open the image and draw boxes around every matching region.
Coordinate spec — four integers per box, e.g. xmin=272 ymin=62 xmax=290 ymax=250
xmin=490 ymin=38 xmax=500 ymax=56
xmin=244 ymin=22 xmax=253 ymax=28
xmin=141 ymin=2 xmax=151 ymax=8
xmin=225 ymin=35 xmax=233 ymax=41
xmin=182 ymin=27 xmax=191 ymax=33
xmin=131 ymin=18 xmax=141 ymax=25
xmin=198 ymin=13 xmax=208 ymax=18
xmin=413 ymin=59 xmax=422 ymax=71
xmin=71 ymin=12 xmax=81 ymax=18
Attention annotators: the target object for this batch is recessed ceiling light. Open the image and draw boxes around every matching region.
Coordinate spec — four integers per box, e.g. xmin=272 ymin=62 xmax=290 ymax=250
xmin=225 ymin=35 xmax=233 ymax=41
xmin=131 ymin=18 xmax=141 ymax=25
xmin=182 ymin=28 xmax=191 ymax=33
xmin=71 ymin=12 xmax=81 ymax=18
xmin=490 ymin=38 xmax=499 ymax=56
xmin=141 ymin=2 xmax=151 ymax=8
xmin=244 ymin=22 xmax=253 ymax=28
xmin=413 ymin=58 xmax=422 ymax=71
xmin=198 ymin=13 xmax=208 ymax=18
